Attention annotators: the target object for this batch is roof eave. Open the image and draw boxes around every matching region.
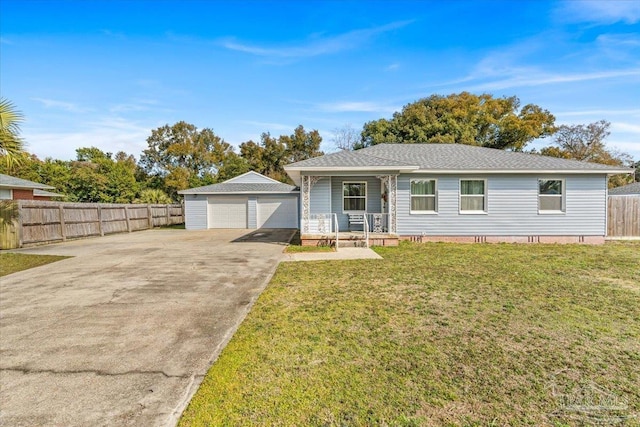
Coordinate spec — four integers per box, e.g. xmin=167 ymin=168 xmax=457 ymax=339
xmin=406 ymin=168 xmax=634 ymax=175
xmin=179 ymin=190 xmax=299 ymax=195
xmin=284 ymin=165 xmax=419 ymax=172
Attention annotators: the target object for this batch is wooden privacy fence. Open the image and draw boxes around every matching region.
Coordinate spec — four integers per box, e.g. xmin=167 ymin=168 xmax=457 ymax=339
xmin=607 ymin=195 xmax=640 ymax=237
xmin=0 ymin=200 xmax=184 ymax=249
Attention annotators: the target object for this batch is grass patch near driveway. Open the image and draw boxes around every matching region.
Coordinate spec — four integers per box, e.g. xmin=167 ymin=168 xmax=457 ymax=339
xmin=180 ymin=242 xmax=640 ymax=426
xmin=0 ymin=253 xmax=69 ymax=277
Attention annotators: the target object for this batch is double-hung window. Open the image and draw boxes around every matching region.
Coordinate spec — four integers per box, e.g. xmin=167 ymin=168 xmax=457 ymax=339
xmin=538 ymin=179 xmax=564 ymax=213
xmin=343 ymin=182 xmax=366 ymax=211
xmin=460 ymin=179 xmax=487 ymax=213
xmin=410 ymin=179 xmax=437 ymax=213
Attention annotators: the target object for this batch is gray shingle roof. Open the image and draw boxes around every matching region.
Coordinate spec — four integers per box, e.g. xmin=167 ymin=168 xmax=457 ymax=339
xmin=608 ymin=182 xmax=640 ymax=195
xmin=285 ymin=144 xmax=632 ymax=173
xmin=179 ymin=182 xmax=297 ymax=194
xmin=0 ymin=173 xmax=54 ymax=190
xmin=33 ymin=189 xmax=65 ymax=197
xmin=285 ymin=149 xmax=417 ymax=169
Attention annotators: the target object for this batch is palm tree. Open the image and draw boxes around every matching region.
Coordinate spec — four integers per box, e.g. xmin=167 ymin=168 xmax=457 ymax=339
xmin=0 ymin=98 xmax=26 ymax=169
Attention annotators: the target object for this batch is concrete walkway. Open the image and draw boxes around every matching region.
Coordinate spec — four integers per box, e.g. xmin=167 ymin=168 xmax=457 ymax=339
xmin=0 ymin=228 xmax=294 ymax=427
xmin=282 ymin=247 xmax=383 ymax=261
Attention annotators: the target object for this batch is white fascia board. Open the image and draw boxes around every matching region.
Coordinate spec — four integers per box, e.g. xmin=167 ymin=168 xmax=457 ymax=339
xmin=180 ymin=191 xmax=300 ymax=195
xmin=284 ymin=165 xmax=419 ymax=172
xmin=406 ymin=169 xmax=633 ymax=175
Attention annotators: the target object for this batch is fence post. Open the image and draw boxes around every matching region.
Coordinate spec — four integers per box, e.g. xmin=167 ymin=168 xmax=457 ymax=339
xmin=166 ymin=204 xmax=170 ymax=225
xmin=97 ymin=205 xmax=104 ymax=236
xmin=147 ymin=204 xmax=153 ymax=229
xmin=124 ymin=205 xmax=131 ymax=232
xmin=17 ymin=200 xmax=24 ymax=248
xmin=59 ymin=204 xmax=67 ymax=241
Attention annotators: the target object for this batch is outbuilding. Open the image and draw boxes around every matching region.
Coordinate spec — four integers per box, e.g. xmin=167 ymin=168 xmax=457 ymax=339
xmin=179 ymin=171 xmax=299 ymax=230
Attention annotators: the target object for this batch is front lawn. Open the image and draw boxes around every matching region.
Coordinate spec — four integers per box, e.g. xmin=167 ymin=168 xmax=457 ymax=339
xmin=180 ymin=242 xmax=640 ymax=426
xmin=0 ymin=252 xmax=69 ymax=277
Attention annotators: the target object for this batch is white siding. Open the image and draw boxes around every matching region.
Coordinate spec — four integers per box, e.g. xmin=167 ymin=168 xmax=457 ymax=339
xmin=396 ymin=174 xmax=608 ymax=236
xmin=184 ymin=195 xmax=208 ymax=230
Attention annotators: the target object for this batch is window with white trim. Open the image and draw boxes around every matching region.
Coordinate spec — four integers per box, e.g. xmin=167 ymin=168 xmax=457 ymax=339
xmin=410 ymin=179 xmax=437 ymax=213
xmin=343 ymin=182 xmax=366 ymax=211
xmin=538 ymin=179 xmax=564 ymax=212
xmin=460 ymin=179 xmax=486 ymax=212
xmin=0 ymin=189 xmax=12 ymax=200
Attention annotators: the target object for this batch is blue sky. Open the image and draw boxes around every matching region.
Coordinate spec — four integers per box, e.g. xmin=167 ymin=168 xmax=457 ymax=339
xmin=2 ymin=0 xmax=639 ymax=162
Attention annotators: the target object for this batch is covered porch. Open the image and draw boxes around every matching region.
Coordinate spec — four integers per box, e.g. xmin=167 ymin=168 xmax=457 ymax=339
xmin=299 ymin=174 xmax=399 ymax=247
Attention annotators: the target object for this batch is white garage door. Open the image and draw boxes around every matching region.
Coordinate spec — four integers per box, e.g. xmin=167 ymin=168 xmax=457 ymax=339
xmin=208 ymin=196 xmax=247 ymax=228
xmin=258 ymin=196 xmax=298 ymax=228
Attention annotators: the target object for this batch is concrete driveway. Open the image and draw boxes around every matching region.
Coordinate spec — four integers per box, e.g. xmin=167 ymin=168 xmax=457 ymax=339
xmin=0 ymin=228 xmax=294 ymax=427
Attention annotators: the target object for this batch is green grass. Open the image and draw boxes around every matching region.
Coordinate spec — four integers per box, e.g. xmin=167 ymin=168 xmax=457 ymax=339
xmin=180 ymin=242 xmax=640 ymax=426
xmin=0 ymin=252 xmax=70 ymax=276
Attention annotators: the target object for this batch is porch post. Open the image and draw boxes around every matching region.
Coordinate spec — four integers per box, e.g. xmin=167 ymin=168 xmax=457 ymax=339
xmin=301 ymin=175 xmax=321 ymax=233
xmin=389 ymin=175 xmax=398 ymax=234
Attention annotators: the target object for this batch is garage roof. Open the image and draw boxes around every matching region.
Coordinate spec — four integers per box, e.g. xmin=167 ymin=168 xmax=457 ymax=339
xmin=178 ymin=171 xmax=298 ymax=195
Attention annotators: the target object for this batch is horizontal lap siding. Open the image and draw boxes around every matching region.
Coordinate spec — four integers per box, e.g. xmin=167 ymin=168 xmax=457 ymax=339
xmin=397 ymin=174 xmax=607 ymax=236
xmin=184 ymin=195 xmax=208 ymax=230
xmin=331 ymin=176 xmax=381 ymax=231
xmin=310 ymin=177 xmax=331 ymax=214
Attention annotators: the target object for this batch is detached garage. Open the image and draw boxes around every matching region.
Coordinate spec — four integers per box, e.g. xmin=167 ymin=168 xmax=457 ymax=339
xmin=179 ymin=171 xmax=299 ymax=230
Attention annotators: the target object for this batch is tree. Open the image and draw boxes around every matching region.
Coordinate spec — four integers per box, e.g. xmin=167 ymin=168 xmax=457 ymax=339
xmin=540 ymin=120 xmax=634 ymax=188
xmin=68 ymin=147 xmax=140 ymax=203
xmin=0 ymin=98 xmax=26 ymax=169
xmin=139 ymin=121 xmax=233 ymax=198
xmin=280 ymin=125 xmax=323 ymax=163
xmin=361 ymin=92 xmax=557 ymax=151
xmin=135 ymin=188 xmax=172 ymax=204
xmin=239 ymin=125 xmax=323 ymax=183
xmin=331 ymin=124 xmax=362 ymax=151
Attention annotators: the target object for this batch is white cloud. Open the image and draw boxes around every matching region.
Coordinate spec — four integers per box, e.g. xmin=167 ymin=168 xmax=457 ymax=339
xmin=466 ymin=68 xmax=640 ymax=91
xmin=612 ymin=121 xmax=640 ymax=135
xmin=23 ymin=117 xmax=152 ymax=161
xmin=314 ymin=101 xmax=399 ymax=114
xmin=386 ymin=63 xmax=400 ymax=71
xmin=32 ymin=97 xmax=90 ymax=113
xmin=556 ymin=0 xmax=640 ymax=25
xmin=220 ymin=20 xmax=413 ymax=59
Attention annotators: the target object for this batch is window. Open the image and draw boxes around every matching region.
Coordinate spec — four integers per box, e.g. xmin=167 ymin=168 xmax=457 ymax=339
xmin=343 ymin=182 xmax=366 ymax=211
xmin=460 ymin=179 xmax=486 ymax=212
xmin=0 ymin=189 xmax=12 ymax=200
xmin=410 ymin=179 xmax=437 ymax=213
xmin=538 ymin=179 xmax=564 ymax=212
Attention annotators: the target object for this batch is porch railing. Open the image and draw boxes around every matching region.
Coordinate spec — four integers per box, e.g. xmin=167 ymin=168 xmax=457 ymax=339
xmin=365 ymin=213 xmax=389 ymax=233
xmin=363 ymin=214 xmax=370 ymax=248
xmin=305 ymin=213 xmax=340 ymax=250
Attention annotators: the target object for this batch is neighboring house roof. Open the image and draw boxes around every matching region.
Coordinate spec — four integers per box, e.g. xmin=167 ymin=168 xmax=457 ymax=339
xmin=285 ymin=143 xmax=632 ymax=173
xmin=178 ymin=171 xmax=298 ymax=195
xmin=33 ymin=189 xmax=65 ymax=198
xmin=608 ymin=181 xmax=640 ymax=195
xmin=0 ymin=173 xmax=55 ymax=190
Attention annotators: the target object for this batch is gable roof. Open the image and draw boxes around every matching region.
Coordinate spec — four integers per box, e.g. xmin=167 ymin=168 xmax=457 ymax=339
xmin=178 ymin=171 xmax=297 ymax=195
xmin=224 ymin=170 xmax=283 ymax=184
xmin=0 ymin=173 xmax=54 ymax=190
xmin=608 ymin=181 xmax=640 ymax=195
xmin=285 ymin=144 xmax=632 ymax=174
